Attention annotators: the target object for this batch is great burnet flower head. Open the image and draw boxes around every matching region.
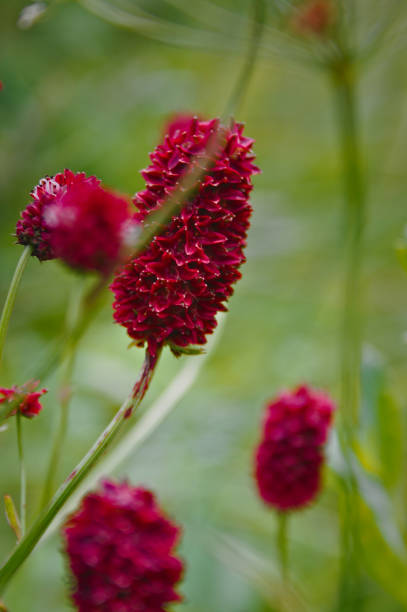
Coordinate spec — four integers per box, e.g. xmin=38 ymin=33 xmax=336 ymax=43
xmin=111 ymin=116 xmax=259 ymax=357
xmin=44 ymin=181 xmax=131 ymax=274
xmin=0 ymin=380 xmax=47 ymax=420
xmin=255 ymin=385 xmax=335 ymax=512
xmin=16 ymin=169 xmax=99 ymax=261
xmin=63 ymin=480 xmax=183 ymax=612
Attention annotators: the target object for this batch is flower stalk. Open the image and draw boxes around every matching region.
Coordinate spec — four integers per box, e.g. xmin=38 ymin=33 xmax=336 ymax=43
xmin=0 ymin=349 xmax=160 ymax=596
xmin=277 ymin=513 xmax=289 ymax=581
xmin=330 ymin=52 xmax=365 ymax=610
xmin=16 ymin=414 xmax=26 ymax=536
xmin=0 ymin=246 xmax=31 ymax=370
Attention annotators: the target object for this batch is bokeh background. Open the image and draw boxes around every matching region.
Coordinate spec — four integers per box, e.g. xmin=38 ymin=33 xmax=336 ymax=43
xmin=1 ymin=1 xmax=407 ymax=610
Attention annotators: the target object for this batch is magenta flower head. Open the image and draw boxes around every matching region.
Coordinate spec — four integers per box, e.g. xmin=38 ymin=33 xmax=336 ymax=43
xmin=16 ymin=169 xmax=99 ymax=261
xmin=44 ymin=182 xmax=131 ymax=274
xmin=255 ymin=385 xmax=335 ymax=512
xmin=63 ymin=480 xmax=183 ymax=612
xmin=111 ymin=115 xmax=259 ymax=357
xmin=0 ymin=380 xmax=47 ymax=420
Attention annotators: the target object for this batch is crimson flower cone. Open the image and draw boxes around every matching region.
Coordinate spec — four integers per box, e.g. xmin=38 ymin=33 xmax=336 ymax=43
xmin=63 ymin=481 xmax=183 ymax=612
xmin=111 ymin=116 xmax=259 ymax=357
xmin=255 ymin=385 xmax=335 ymax=511
xmin=16 ymin=169 xmax=99 ymax=261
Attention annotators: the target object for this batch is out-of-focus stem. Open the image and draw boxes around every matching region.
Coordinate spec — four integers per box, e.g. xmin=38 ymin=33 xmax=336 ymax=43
xmin=16 ymin=415 xmax=26 ymax=536
xmin=277 ymin=512 xmax=288 ymax=582
xmin=0 ymin=349 xmax=159 ymax=596
xmin=332 ymin=58 xmax=364 ymax=430
xmin=40 ymin=278 xmax=106 ymax=509
xmin=0 ymin=246 xmax=30 ymax=371
xmin=223 ymin=0 xmax=266 ymax=119
xmin=330 ymin=53 xmax=365 ymax=610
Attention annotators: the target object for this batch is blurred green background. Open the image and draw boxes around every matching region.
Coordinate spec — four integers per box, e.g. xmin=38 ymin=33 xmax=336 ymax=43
xmin=1 ymin=1 xmax=407 ymax=610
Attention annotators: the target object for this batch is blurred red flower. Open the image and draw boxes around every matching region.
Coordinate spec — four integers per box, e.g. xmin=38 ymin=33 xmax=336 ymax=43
xmin=255 ymin=385 xmax=335 ymax=511
xmin=63 ymin=481 xmax=183 ymax=612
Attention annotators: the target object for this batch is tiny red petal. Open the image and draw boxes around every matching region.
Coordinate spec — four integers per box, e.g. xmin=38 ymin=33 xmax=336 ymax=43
xmin=63 ymin=480 xmax=184 ymax=612
xmin=255 ymin=385 xmax=335 ymax=512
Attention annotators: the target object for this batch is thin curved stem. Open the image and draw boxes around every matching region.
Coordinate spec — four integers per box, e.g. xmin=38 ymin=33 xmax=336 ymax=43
xmin=0 ymin=349 xmax=160 ymax=596
xmin=40 ymin=277 xmax=107 ymax=509
xmin=0 ymin=247 xmax=30 ymax=370
xmin=16 ymin=415 xmax=26 ymax=537
xmin=223 ymin=0 xmax=266 ymax=119
xmin=39 ymin=341 xmax=76 ymax=510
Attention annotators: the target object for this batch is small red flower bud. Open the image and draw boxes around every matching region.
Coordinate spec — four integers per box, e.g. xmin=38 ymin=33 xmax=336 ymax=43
xmin=45 ymin=182 xmax=131 ymax=274
xmin=16 ymin=169 xmax=99 ymax=261
xmin=111 ymin=116 xmax=259 ymax=357
xmin=63 ymin=480 xmax=184 ymax=612
xmin=255 ymin=385 xmax=335 ymax=512
xmin=0 ymin=380 xmax=47 ymax=419
xmin=293 ymin=0 xmax=335 ymax=36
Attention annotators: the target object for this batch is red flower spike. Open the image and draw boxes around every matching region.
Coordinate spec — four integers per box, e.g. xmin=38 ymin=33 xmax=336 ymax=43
xmin=0 ymin=381 xmax=47 ymax=419
xmin=111 ymin=116 xmax=259 ymax=357
xmin=45 ymin=182 xmax=131 ymax=273
xmin=63 ymin=480 xmax=184 ymax=612
xmin=255 ymin=385 xmax=335 ymax=512
xmin=16 ymin=169 xmax=99 ymax=261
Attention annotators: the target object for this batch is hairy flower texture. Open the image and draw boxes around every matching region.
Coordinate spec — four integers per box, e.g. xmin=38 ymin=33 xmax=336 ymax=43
xmin=45 ymin=182 xmax=131 ymax=273
xmin=16 ymin=169 xmax=99 ymax=261
xmin=63 ymin=481 xmax=183 ymax=612
xmin=0 ymin=380 xmax=47 ymax=420
xmin=112 ymin=116 xmax=259 ymax=357
xmin=255 ymin=385 xmax=335 ymax=512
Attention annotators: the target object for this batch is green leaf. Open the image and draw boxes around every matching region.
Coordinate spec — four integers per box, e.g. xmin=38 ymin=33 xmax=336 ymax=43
xmin=358 ymin=498 xmax=407 ymax=607
xmin=3 ymin=495 xmax=21 ymax=542
xmin=396 ymin=240 xmax=407 ymax=275
xmin=377 ymin=391 xmax=403 ymax=489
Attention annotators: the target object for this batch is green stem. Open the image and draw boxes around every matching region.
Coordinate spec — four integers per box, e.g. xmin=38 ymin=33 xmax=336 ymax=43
xmin=330 ymin=55 xmax=365 ymax=610
xmin=40 ymin=278 xmax=107 ymax=509
xmin=0 ymin=349 xmax=159 ymax=596
xmin=277 ymin=512 xmax=288 ymax=581
xmin=39 ymin=342 xmax=76 ymax=510
xmin=223 ymin=0 xmax=266 ymax=119
xmin=333 ymin=60 xmax=365 ymax=429
xmin=0 ymin=247 xmax=30 ymax=370
xmin=16 ymin=415 xmax=26 ymax=536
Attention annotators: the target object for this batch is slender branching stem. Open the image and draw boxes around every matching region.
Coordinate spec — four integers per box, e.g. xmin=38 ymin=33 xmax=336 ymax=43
xmin=16 ymin=415 xmax=26 ymax=536
xmin=0 ymin=247 xmax=31 ymax=371
xmin=0 ymin=349 xmax=160 ymax=595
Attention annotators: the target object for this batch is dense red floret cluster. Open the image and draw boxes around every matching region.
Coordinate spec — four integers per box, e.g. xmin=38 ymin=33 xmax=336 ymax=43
xmin=45 ymin=182 xmax=131 ymax=273
xmin=111 ymin=116 xmax=259 ymax=356
xmin=63 ymin=481 xmax=183 ymax=612
xmin=255 ymin=385 xmax=335 ymax=512
xmin=0 ymin=380 xmax=47 ymax=419
xmin=15 ymin=169 xmax=98 ymax=261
